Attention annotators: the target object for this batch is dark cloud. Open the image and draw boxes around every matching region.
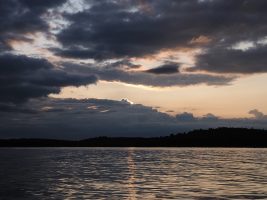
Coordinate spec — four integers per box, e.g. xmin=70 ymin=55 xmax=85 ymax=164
xmin=104 ymin=59 xmax=141 ymax=69
xmin=145 ymin=62 xmax=179 ymax=74
xmin=0 ymin=98 xmax=266 ymax=139
xmin=249 ymin=109 xmax=267 ymax=120
xmin=176 ymin=112 xmax=196 ymax=121
xmin=0 ymin=0 xmax=67 ymax=50
xmin=56 ymin=0 xmax=267 ymax=64
xmin=202 ymin=113 xmax=219 ymax=121
xmin=176 ymin=112 xmax=219 ymax=122
xmin=2 ymin=0 xmax=266 ymax=74
xmin=57 ymin=0 xmax=197 ymax=59
xmin=188 ymin=45 xmax=267 ymax=73
xmin=0 ymin=54 xmax=97 ymax=103
xmin=0 ymin=98 xmax=177 ymax=139
xmin=20 ymin=0 xmax=66 ymax=10
xmin=0 ymin=103 xmax=37 ymax=114
xmin=54 ymin=48 xmax=104 ymax=60
xmin=63 ymin=62 xmax=234 ymax=87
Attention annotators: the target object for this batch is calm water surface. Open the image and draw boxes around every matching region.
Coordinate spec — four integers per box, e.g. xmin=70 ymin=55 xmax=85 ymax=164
xmin=0 ymin=148 xmax=267 ymax=199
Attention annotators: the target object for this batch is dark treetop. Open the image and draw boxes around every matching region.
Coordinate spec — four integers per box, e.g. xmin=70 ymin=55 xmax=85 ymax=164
xmin=1 ymin=128 xmax=267 ymax=147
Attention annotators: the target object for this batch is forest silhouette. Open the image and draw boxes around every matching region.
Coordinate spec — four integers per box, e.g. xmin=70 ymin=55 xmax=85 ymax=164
xmin=1 ymin=128 xmax=267 ymax=147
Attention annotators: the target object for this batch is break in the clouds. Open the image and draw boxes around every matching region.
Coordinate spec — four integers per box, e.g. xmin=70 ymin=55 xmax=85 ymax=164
xmin=0 ymin=98 xmax=266 ymax=139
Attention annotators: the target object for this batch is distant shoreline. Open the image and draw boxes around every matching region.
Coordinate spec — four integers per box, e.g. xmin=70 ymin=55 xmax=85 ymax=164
xmin=1 ymin=127 xmax=267 ymax=147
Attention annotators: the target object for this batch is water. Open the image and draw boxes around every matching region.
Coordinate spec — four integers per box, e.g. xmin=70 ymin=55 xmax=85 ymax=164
xmin=0 ymin=148 xmax=267 ymax=200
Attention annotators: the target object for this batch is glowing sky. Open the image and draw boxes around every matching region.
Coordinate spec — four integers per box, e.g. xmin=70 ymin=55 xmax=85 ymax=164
xmin=1 ymin=0 xmax=267 ymax=138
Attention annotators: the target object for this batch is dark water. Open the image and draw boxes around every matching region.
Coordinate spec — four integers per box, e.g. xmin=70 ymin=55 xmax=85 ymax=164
xmin=0 ymin=148 xmax=267 ymax=200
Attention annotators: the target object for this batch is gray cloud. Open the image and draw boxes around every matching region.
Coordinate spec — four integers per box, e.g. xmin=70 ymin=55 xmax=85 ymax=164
xmin=104 ymin=59 xmax=141 ymax=70
xmin=0 ymin=98 xmax=177 ymax=139
xmin=0 ymin=98 xmax=266 ymax=139
xmin=249 ymin=109 xmax=267 ymax=120
xmin=189 ymin=45 xmax=267 ymax=73
xmin=0 ymin=0 xmax=67 ymax=50
xmin=55 ymin=0 xmax=267 ymax=71
xmin=0 ymin=54 xmax=97 ymax=103
xmin=145 ymin=62 xmax=180 ymax=74
xmin=64 ymin=62 xmax=235 ymax=87
xmin=176 ymin=112 xmax=196 ymax=121
xmin=1 ymin=0 xmax=267 ymax=75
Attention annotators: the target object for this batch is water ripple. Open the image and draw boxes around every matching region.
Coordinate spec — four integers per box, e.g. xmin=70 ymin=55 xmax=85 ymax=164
xmin=0 ymin=148 xmax=267 ymax=199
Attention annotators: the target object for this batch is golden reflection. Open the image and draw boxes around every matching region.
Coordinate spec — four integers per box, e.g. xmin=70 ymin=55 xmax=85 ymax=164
xmin=127 ymin=148 xmax=137 ymax=200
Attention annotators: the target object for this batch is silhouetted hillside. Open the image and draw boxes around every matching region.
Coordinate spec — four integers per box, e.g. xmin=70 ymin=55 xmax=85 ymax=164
xmin=0 ymin=128 xmax=267 ymax=147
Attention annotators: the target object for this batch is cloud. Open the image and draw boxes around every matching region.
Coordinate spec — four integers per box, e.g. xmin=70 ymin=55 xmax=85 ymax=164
xmin=176 ymin=112 xmax=196 ymax=121
xmin=1 ymin=0 xmax=266 ymax=75
xmin=202 ymin=113 xmax=219 ymax=121
xmin=57 ymin=0 xmax=203 ymax=59
xmin=0 ymin=98 xmax=177 ymax=139
xmin=0 ymin=0 xmax=67 ymax=50
xmin=145 ymin=62 xmax=180 ymax=74
xmin=189 ymin=45 xmax=267 ymax=73
xmin=56 ymin=1 xmax=267 ymax=56
xmin=63 ymin=62 xmax=235 ymax=87
xmin=50 ymin=0 xmax=267 ymax=75
xmin=0 ymin=54 xmax=97 ymax=103
xmin=176 ymin=112 xmax=219 ymax=122
xmin=249 ymin=109 xmax=267 ymax=119
xmin=104 ymin=59 xmax=141 ymax=69
xmin=0 ymin=98 xmax=267 ymax=139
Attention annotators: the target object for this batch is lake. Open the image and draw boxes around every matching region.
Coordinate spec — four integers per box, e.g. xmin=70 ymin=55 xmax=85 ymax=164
xmin=0 ymin=148 xmax=266 ymax=199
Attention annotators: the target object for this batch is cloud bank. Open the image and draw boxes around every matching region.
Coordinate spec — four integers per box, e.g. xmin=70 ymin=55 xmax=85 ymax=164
xmin=0 ymin=98 xmax=266 ymax=139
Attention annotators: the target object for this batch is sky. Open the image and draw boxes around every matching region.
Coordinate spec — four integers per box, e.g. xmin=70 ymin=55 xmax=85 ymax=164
xmin=0 ymin=0 xmax=267 ymax=139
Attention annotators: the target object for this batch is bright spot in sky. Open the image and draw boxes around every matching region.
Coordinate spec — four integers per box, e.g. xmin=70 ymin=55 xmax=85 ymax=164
xmin=231 ymin=41 xmax=255 ymax=51
xmin=121 ymin=98 xmax=134 ymax=105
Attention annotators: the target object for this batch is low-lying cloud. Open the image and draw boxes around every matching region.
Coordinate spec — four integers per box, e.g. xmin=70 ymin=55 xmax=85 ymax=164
xmin=64 ymin=62 xmax=235 ymax=87
xmin=0 ymin=98 xmax=266 ymax=139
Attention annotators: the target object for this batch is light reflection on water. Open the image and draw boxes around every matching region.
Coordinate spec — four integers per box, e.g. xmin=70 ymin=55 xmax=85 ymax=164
xmin=127 ymin=148 xmax=137 ymax=200
xmin=0 ymin=148 xmax=267 ymax=199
